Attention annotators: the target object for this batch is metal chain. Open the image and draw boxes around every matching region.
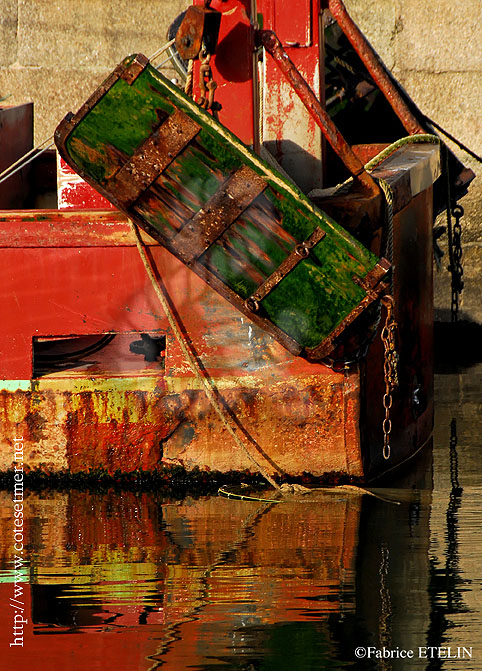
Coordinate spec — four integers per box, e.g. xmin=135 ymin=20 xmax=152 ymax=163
xmin=449 ymin=204 xmax=464 ymax=322
xmin=380 ymin=294 xmax=399 ymax=460
xmin=198 ymin=48 xmax=217 ymax=110
xmin=184 ymin=45 xmax=220 ymax=119
xmin=444 ymin=145 xmax=465 ymax=322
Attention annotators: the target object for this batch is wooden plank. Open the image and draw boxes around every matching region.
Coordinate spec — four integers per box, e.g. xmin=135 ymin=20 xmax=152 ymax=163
xmin=55 ymin=54 xmax=389 ymax=360
xmin=172 ymin=165 xmax=267 ymax=264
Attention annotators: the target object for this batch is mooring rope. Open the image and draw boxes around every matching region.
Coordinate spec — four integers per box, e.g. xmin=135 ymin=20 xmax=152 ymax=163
xmin=218 ymin=484 xmax=400 ymax=504
xmin=0 ymin=136 xmax=55 ymax=186
xmin=130 ymin=221 xmax=282 ymax=491
xmin=148 ymin=38 xmax=176 ymax=63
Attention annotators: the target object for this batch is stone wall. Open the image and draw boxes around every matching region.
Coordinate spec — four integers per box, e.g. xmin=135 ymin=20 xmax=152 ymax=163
xmin=344 ymin=0 xmax=481 ymax=322
xmin=0 ymin=1 xmax=185 ymax=143
xmin=0 ymin=0 xmax=480 ymax=321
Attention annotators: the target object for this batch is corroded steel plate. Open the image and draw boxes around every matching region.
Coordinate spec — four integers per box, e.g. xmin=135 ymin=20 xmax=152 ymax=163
xmin=55 ymin=53 xmax=389 ymax=360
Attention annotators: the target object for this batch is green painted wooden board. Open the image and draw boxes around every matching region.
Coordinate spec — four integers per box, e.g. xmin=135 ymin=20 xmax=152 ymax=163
xmin=55 ymin=54 xmax=388 ymax=360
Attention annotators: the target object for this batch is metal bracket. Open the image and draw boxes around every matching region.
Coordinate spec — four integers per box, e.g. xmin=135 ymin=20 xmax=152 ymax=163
xmin=257 ymin=29 xmax=379 ymax=197
xmin=244 ymin=227 xmax=327 ymax=312
xmin=173 ymin=165 xmax=267 ymax=265
xmin=175 ymin=5 xmax=222 ymax=60
xmin=109 ymin=109 xmax=201 ymax=209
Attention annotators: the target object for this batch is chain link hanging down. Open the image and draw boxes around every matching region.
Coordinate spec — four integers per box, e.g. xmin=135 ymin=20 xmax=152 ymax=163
xmin=380 ymin=294 xmax=399 ymax=460
xmin=449 ymin=203 xmax=464 ymax=322
xmin=184 ymin=44 xmax=220 ymax=120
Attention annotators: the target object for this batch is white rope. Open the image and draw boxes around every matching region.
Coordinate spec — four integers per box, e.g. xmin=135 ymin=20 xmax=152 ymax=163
xmin=148 ymin=38 xmax=176 ymax=63
xmin=0 ymin=136 xmax=55 ymax=186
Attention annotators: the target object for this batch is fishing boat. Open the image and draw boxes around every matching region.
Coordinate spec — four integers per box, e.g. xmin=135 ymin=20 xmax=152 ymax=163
xmin=0 ymin=0 xmax=474 ymax=483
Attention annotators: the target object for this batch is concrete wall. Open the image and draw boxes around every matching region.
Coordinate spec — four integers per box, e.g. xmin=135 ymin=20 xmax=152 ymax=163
xmin=0 ymin=0 xmax=480 ymax=321
xmin=0 ymin=1 xmax=185 ymax=142
xmin=344 ymin=0 xmax=481 ymax=323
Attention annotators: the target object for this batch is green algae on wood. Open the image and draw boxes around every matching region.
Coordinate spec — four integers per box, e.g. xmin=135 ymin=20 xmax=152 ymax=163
xmin=58 ymin=54 xmax=385 ymax=357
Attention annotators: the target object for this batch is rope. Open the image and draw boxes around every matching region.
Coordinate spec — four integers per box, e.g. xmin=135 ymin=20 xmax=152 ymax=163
xmin=0 ymin=136 xmax=54 ymax=186
xmin=218 ymin=484 xmax=400 ymax=504
xmin=130 ymin=221 xmax=281 ymax=490
xmin=218 ymin=485 xmax=282 ymax=504
xmin=148 ymin=38 xmax=176 ymax=63
xmin=184 ymin=59 xmax=194 ymax=96
xmin=364 ymin=133 xmax=440 ymax=171
xmin=365 ymin=134 xmax=441 ymax=292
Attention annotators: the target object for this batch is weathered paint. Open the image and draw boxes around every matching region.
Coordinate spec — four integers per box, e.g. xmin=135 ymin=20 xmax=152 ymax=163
xmin=258 ymin=0 xmax=325 ymax=192
xmin=0 ymin=141 xmax=439 ymax=480
xmin=0 ymin=1 xmax=448 ymax=482
xmin=57 ymin=155 xmax=115 ymax=210
xmin=259 ymin=29 xmax=378 ymax=194
xmin=0 ymin=354 xmax=360 ymax=477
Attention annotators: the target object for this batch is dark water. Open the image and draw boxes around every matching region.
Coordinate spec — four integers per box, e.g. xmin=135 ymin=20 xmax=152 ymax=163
xmin=1 ymin=366 xmax=481 ymax=670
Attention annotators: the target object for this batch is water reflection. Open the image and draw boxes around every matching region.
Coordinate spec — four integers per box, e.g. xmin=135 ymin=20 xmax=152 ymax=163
xmin=1 ymin=365 xmax=481 ymax=670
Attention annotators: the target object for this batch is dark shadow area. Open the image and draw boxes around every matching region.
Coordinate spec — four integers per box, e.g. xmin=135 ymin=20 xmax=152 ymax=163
xmin=434 ymin=316 xmax=482 ymax=372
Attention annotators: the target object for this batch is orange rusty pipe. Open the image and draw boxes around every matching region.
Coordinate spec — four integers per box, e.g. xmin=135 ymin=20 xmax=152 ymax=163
xmin=328 ymin=0 xmax=425 ymax=136
xmin=258 ymin=29 xmax=378 ymax=193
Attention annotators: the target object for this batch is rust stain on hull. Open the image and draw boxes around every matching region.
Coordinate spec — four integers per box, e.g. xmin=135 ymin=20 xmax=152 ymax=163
xmin=0 ymin=372 xmax=362 ymax=479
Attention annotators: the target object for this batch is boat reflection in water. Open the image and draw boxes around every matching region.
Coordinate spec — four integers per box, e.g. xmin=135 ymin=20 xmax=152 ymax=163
xmin=0 ymin=441 xmax=474 ymax=670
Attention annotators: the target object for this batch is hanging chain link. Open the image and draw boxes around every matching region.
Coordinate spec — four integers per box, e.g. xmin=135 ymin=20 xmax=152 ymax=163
xmin=184 ymin=44 xmax=220 ymax=120
xmin=380 ymin=295 xmax=399 ymax=460
xmin=198 ymin=47 xmax=218 ymax=113
xmin=449 ymin=203 xmax=464 ymax=322
xmin=444 ymin=145 xmax=465 ymax=323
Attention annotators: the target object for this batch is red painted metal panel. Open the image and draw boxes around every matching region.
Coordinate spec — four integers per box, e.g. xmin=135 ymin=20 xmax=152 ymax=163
xmin=57 ymin=156 xmax=115 ymax=210
xmin=193 ymin=0 xmax=256 ymax=146
xmin=274 ymin=0 xmax=312 ymax=47
xmin=257 ymin=0 xmax=325 ymax=191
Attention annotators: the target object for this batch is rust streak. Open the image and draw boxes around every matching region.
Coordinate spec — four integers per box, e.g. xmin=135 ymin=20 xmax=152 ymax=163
xmin=258 ymin=29 xmax=379 ymax=194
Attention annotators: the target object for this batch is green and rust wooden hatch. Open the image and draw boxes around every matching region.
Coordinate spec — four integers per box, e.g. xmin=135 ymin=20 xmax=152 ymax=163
xmin=55 ymin=53 xmax=389 ymax=361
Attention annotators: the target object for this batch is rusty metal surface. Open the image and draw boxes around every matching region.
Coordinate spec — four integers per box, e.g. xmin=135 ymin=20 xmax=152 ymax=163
xmin=0 ymin=1 xmax=444 ymax=483
xmin=361 ymin=190 xmax=434 ymax=478
xmin=120 ymin=54 xmax=149 ymax=85
xmin=0 ymin=210 xmax=157 ymax=247
xmin=245 ymin=227 xmax=326 ymax=310
xmin=310 ymin=189 xmax=383 ymax=251
xmin=327 ymin=0 xmax=423 ymax=136
xmin=0 ymin=369 xmax=361 ymax=478
xmin=327 ymin=0 xmax=475 ymax=205
xmin=175 ymin=5 xmax=221 ymax=60
xmin=110 ymin=110 xmax=201 ymax=209
xmin=172 ymin=165 xmax=267 ymax=264
xmin=258 ymin=29 xmax=379 ymax=195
